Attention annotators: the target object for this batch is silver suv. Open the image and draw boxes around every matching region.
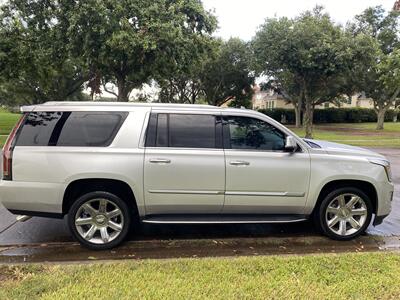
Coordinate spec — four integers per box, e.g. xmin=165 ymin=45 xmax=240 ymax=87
xmin=0 ymin=102 xmax=394 ymax=249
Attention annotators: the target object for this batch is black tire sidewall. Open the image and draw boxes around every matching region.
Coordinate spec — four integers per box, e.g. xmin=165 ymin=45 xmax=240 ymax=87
xmin=68 ymin=191 xmax=131 ymax=250
xmin=318 ymin=187 xmax=373 ymax=241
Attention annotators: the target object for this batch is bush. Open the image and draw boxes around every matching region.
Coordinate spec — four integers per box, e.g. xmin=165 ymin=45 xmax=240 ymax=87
xmin=259 ymin=108 xmax=399 ymax=124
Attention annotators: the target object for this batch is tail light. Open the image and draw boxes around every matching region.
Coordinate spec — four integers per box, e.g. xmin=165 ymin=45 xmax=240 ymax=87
xmin=2 ymin=114 xmax=26 ymax=180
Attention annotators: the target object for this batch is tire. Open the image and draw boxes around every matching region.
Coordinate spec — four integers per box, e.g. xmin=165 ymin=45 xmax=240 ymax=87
xmin=316 ymin=187 xmax=373 ymax=241
xmin=68 ymin=191 xmax=131 ymax=250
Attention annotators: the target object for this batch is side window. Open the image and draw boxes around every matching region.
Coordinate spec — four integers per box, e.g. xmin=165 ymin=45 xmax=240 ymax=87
xmin=225 ymin=116 xmax=285 ymax=151
xmin=145 ymin=113 xmax=219 ymax=149
xmin=56 ymin=112 xmax=127 ymax=146
xmin=16 ymin=112 xmax=63 ymax=146
xmin=16 ymin=111 xmax=127 ymax=147
xmin=169 ymin=114 xmax=215 ymax=148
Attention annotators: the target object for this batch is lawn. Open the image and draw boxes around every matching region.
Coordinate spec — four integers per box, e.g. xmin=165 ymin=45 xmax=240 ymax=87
xmin=289 ymin=122 xmax=400 ymax=148
xmin=1 ymin=108 xmax=400 ymax=148
xmin=1 ymin=252 xmax=400 ymax=299
xmin=0 ymin=108 xmax=21 ymax=136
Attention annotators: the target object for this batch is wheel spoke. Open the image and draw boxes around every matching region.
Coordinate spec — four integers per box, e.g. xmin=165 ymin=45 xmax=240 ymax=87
xmin=339 ymin=220 xmax=347 ymax=235
xmin=348 ymin=217 xmax=361 ymax=230
xmin=327 ymin=206 xmax=339 ymax=214
xmin=84 ymin=225 xmax=97 ymax=240
xmin=99 ymin=199 xmax=108 ymax=214
xmin=107 ymin=220 xmax=122 ymax=232
xmin=328 ymin=216 xmax=340 ymax=228
xmin=100 ymin=227 xmax=110 ymax=243
xmin=107 ymin=208 xmax=121 ymax=219
xmin=75 ymin=217 xmax=93 ymax=226
xmin=351 ymin=208 xmax=367 ymax=216
xmin=346 ymin=196 xmax=360 ymax=209
xmin=337 ymin=195 xmax=346 ymax=208
xmin=83 ymin=203 xmax=97 ymax=216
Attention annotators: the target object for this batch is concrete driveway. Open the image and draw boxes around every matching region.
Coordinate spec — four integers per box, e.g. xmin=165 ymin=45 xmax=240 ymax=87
xmin=0 ymin=148 xmax=399 ymax=246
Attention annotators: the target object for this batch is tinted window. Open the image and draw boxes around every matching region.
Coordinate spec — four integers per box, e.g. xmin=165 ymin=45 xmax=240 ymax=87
xmin=57 ymin=112 xmax=126 ymax=146
xmin=225 ymin=116 xmax=285 ymax=151
xmin=156 ymin=113 xmax=168 ymax=147
xmin=16 ymin=112 xmax=63 ymax=146
xmin=145 ymin=113 xmax=217 ymax=148
xmin=169 ymin=114 xmax=216 ymax=148
xmin=16 ymin=111 xmax=127 ymax=147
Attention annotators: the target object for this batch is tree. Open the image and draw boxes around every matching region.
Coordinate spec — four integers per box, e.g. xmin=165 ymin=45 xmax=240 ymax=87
xmin=349 ymin=6 xmax=400 ymax=129
xmin=156 ymin=39 xmax=218 ymax=104
xmin=0 ymin=0 xmax=90 ymax=105
xmin=201 ymin=38 xmax=255 ymax=107
xmin=252 ymin=7 xmax=359 ymax=138
xmin=68 ymin=0 xmax=217 ymax=102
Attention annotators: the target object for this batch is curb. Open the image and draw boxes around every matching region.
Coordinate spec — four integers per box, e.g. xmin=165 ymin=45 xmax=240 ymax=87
xmin=1 ymin=235 xmax=399 ymax=264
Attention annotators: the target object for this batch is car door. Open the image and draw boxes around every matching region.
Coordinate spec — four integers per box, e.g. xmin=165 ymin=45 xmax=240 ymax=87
xmin=143 ymin=111 xmax=225 ymax=215
xmin=222 ymin=114 xmax=310 ymax=214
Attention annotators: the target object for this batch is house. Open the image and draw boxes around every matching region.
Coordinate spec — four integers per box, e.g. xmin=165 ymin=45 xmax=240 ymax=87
xmin=251 ymin=86 xmax=374 ymax=110
xmin=394 ymin=0 xmax=400 ymax=11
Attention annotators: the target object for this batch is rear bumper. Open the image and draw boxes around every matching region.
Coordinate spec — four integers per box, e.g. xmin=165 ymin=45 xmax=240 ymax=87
xmin=0 ymin=180 xmax=64 ymax=215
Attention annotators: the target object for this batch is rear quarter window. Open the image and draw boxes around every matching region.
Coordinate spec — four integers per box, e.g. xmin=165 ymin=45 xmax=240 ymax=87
xmin=16 ymin=111 xmax=127 ymax=147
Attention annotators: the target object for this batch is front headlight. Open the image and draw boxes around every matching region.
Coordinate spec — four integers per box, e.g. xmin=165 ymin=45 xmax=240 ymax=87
xmin=368 ymin=158 xmax=392 ymax=182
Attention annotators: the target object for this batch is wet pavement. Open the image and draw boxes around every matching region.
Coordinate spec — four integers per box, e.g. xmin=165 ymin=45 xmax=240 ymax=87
xmin=1 ymin=235 xmax=399 ymax=264
xmin=0 ymin=147 xmax=399 ymax=262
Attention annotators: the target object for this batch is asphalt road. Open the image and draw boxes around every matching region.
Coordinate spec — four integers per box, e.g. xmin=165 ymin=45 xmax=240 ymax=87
xmin=0 ymin=148 xmax=399 ymax=246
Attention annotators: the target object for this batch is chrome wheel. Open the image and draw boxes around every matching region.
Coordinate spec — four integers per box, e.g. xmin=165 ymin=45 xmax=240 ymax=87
xmin=325 ymin=193 xmax=368 ymax=236
xmin=75 ymin=198 xmax=124 ymax=245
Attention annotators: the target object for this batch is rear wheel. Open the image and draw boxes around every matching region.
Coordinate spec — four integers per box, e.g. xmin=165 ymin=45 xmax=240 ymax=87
xmin=68 ymin=191 xmax=131 ymax=250
xmin=316 ymin=187 xmax=372 ymax=240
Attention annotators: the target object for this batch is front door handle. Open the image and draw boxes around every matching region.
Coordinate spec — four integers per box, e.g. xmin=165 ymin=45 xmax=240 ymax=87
xmin=149 ymin=158 xmax=171 ymax=164
xmin=229 ymin=160 xmax=250 ymax=166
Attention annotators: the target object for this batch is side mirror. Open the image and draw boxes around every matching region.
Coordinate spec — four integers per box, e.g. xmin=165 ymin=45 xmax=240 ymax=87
xmin=285 ymin=136 xmax=298 ymax=152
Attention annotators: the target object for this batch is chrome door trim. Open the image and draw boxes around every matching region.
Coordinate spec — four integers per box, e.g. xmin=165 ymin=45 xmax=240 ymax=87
xmin=148 ymin=189 xmax=225 ymax=195
xmin=225 ymin=191 xmax=305 ymax=197
xmin=148 ymin=190 xmax=305 ymax=197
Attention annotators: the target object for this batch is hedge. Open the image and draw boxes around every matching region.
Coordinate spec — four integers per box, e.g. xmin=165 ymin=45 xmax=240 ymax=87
xmin=258 ymin=108 xmax=400 ymax=124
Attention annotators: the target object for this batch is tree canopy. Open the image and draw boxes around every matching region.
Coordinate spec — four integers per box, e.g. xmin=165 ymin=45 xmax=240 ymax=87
xmin=348 ymin=6 xmax=400 ymax=129
xmin=252 ymin=7 xmax=360 ymax=137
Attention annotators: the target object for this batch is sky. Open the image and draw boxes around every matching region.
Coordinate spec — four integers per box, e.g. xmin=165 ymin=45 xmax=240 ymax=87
xmin=202 ymin=0 xmax=395 ymax=41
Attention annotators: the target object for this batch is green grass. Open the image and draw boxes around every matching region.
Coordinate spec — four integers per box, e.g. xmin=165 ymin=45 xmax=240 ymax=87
xmin=1 ymin=252 xmax=400 ymax=299
xmin=290 ymin=122 xmax=400 ymax=148
xmin=0 ymin=109 xmax=21 ymax=136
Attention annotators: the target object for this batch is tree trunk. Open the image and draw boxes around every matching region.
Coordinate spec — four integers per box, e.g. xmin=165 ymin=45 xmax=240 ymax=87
xmin=294 ymin=104 xmax=302 ymax=128
xmin=376 ymin=108 xmax=387 ymax=130
xmin=117 ymin=77 xmax=130 ymax=102
xmin=304 ymin=101 xmax=314 ymax=139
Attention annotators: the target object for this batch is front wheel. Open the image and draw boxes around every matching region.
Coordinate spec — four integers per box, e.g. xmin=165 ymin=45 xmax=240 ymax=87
xmin=68 ymin=191 xmax=131 ymax=250
xmin=316 ymin=187 xmax=372 ymax=240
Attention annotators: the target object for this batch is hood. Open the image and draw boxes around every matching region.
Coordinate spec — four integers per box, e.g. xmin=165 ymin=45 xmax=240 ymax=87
xmin=303 ymin=139 xmax=385 ymax=159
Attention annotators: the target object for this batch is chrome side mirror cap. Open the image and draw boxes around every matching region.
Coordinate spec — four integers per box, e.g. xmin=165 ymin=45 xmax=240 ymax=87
xmin=285 ymin=136 xmax=298 ymax=152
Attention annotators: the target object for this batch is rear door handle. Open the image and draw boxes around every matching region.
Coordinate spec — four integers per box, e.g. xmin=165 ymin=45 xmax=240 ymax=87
xmin=149 ymin=158 xmax=171 ymax=164
xmin=229 ymin=160 xmax=250 ymax=166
